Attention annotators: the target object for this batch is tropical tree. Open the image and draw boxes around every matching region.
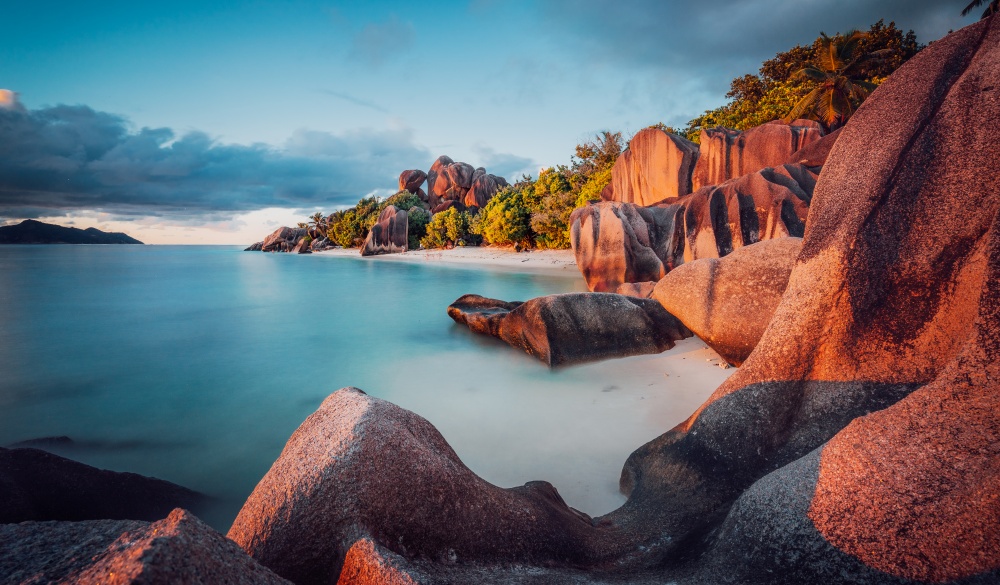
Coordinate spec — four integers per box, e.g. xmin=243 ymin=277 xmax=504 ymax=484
xmin=307 ymin=212 xmax=327 ymax=239
xmin=784 ymin=31 xmax=885 ymax=130
xmin=963 ymin=0 xmax=999 ymax=19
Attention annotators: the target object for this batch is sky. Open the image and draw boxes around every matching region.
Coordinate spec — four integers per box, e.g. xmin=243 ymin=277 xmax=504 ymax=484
xmin=0 ymin=0 xmax=976 ymax=244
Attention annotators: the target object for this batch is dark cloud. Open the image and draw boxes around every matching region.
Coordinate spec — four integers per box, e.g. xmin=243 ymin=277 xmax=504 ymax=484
xmin=0 ymin=101 xmax=432 ymax=219
xmin=541 ymin=0 xmax=966 ymax=96
xmin=350 ymin=14 xmax=416 ymax=67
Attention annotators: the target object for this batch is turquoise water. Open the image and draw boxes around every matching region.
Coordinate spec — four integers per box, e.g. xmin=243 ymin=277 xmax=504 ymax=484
xmin=0 ymin=245 xmax=727 ymax=531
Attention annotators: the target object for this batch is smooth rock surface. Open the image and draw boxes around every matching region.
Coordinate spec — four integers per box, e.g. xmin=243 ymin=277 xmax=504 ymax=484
xmin=361 ymin=206 xmax=408 ymax=256
xmin=653 ymin=237 xmax=801 ymax=365
xmin=398 ymin=169 xmax=427 ymax=194
xmin=608 ymin=128 xmax=699 ymax=206
xmin=261 ymin=227 xmax=307 ymax=253
xmin=464 ymin=173 xmax=508 ymax=209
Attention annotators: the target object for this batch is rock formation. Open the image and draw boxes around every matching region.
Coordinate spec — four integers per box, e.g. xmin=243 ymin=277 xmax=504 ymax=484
xmin=691 ymin=119 xmax=824 ymax=190
xmin=229 ymin=17 xmax=1000 ymax=584
xmin=0 ymin=508 xmax=290 ymax=584
xmin=465 ymin=172 xmax=509 ymax=209
xmin=607 ymin=127 xmax=699 ymax=206
xmin=571 ymin=163 xmax=814 ymax=292
xmin=446 ymin=293 xmax=691 ymax=366
xmin=260 ymin=226 xmax=307 ymax=252
xmin=0 ymin=447 xmax=205 ymax=523
xmin=361 ymin=206 xmax=408 ymax=256
xmin=428 ymin=158 xmax=476 ymax=209
xmin=653 ymin=237 xmax=801 ymax=365
xmin=785 ymin=126 xmax=843 ymax=167
xmin=398 ymin=169 xmax=427 ymax=195
xmin=244 ymin=241 xmax=263 ymax=251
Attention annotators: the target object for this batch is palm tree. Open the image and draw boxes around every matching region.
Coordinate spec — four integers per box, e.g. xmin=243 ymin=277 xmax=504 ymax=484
xmin=308 ymin=212 xmax=327 ymax=239
xmin=785 ymin=31 xmax=885 ymax=130
xmin=963 ymin=0 xmax=999 ymax=19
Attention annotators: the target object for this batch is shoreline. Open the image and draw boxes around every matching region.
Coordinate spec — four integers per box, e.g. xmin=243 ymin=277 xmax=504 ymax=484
xmin=314 ymin=246 xmax=582 ymax=278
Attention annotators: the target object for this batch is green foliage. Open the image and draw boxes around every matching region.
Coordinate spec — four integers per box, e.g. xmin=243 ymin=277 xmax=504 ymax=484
xmin=325 ymin=195 xmax=382 ymax=248
xmin=684 ymin=20 xmax=922 ymax=135
xmin=382 ymin=190 xmax=423 ymax=213
xmin=407 ymin=206 xmax=430 ymax=250
xmin=576 ymin=166 xmax=612 ymax=208
xmin=420 ymin=207 xmax=477 ymax=249
xmin=473 ymin=187 xmax=534 ymax=247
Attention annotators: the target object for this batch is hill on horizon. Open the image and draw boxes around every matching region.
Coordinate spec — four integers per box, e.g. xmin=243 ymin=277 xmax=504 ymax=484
xmin=0 ymin=220 xmax=144 ymax=245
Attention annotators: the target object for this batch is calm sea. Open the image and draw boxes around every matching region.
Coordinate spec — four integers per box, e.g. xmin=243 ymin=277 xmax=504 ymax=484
xmin=0 ymin=245 xmax=727 ymax=531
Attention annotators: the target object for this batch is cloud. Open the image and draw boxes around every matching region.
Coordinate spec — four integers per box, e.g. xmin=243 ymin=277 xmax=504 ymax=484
xmin=471 ymin=145 xmax=537 ymax=181
xmin=320 ymin=89 xmax=389 ymax=113
xmin=350 ymin=15 xmax=415 ymax=67
xmin=0 ymin=98 xmax=433 ymax=220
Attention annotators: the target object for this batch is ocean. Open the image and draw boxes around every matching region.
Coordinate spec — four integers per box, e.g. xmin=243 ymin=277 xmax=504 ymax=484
xmin=0 ymin=245 xmax=728 ymax=531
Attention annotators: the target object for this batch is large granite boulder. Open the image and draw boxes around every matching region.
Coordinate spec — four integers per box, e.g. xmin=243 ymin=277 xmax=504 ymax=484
xmin=244 ymin=241 xmax=263 ymax=251
xmin=398 ymin=169 xmax=427 ymax=194
xmin=607 ymin=127 xmax=699 ymax=206
xmin=691 ymin=119 xmax=824 ymax=191
xmin=427 ymin=157 xmax=476 ymax=210
xmin=228 ymin=388 xmax=599 ymax=585
xmin=464 ymin=172 xmax=508 ymax=209
xmin=425 ymin=155 xmax=453 ymax=208
xmin=447 ymin=293 xmax=691 ymax=366
xmin=0 ymin=447 xmax=204 ymax=523
xmin=786 ymin=126 xmax=843 ymax=167
xmin=0 ymin=508 xmax=290 ymax=584
xmin=653 ymin=237 xmax=801 ymax=366
xmin=570 ymin=202 xmax=685 ymax=292
xmin=361 ymin=206 xmax=408 ymax=256
xmin=571 ymin=164 xmax=814 ymax=291
xmin=261 ymin=226 xmax=307 ymax=252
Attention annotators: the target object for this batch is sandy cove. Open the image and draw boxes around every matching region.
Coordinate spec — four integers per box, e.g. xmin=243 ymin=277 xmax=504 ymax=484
xmin=314 ymin=245 xmax=581 ymax=277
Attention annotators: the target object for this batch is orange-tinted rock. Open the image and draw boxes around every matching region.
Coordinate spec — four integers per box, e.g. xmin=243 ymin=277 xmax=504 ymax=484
xmin=691 ymin=120 xmax=824 ymax=191
xmin=228 ymin=388 xmax=599 ymax=584
xmin=261 ymin=226 xmax=307 ymax=252
xmin=652 ymin=237 xmax=801 ymax=365
xmin=361 ymin=206 xmax=408 ymax=256
xmin=464 ymin=173 xmax=508 ymax=209
xmin=786 ymin=127 xmax=843 ymax=167
xmin=337 ymin=539 xmax=422 ymax=585
xmin=614 ymin=281 xmax=656 ymax=298
xmin=0 ymin=509 xmax=290 ymax=584
xmin=397 ymin=169 xmax=427 ymax=194
xmin=608 ymin=128 xmax=699 ymax=206
xmin=571 ymin=164 xmax=814 ymax=291
xmin=447 ymin=293 xmax=691 ymax=366
xmin=425 ymin=155 xmax=453 ymax=208
xmin=0 ymin=447 xmax=204 ymax=523
xmin=291 ymin=237 xmax=312 ymax=254
xmin=427 ymin=157 xmax=476 ymax=210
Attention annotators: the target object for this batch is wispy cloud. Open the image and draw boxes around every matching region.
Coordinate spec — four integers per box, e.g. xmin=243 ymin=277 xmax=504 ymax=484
xmin=320 ymin=89 xmax=389 ymax=113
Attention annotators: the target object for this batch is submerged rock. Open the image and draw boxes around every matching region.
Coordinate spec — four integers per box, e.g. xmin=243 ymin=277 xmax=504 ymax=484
xmin=0 ymin=447 xmax=205 ymax=523
xmin=447 ymin=292 xmax=691 ymax=366
xmin=0 ymin=508 xmax=290 ymax=584
xmin=653 ymin=237 xmax=801 ymax=365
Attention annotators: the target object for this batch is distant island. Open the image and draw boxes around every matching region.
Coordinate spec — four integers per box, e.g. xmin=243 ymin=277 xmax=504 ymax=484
xmin=0 ymin=219 xmax=144 ymax=245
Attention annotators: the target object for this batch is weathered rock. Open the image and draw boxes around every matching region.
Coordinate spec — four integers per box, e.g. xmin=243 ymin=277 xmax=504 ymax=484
xmin=427 ymin=158 xmax=476 ymax=210
xmin=430 ymin=200 xmax=458 ymax=215
xmin=0 ymin=447 xmax=205 ymax=523
xmin=786 ymin=126 xmax=843 ymax=167
xmin=653 ymin=237 xmax=801 ymax=365
xmin=229 ymin=388 xmax=599 ymax=584
xmin=608 ymin=127 xmax=699 ymax=206
xmin=614 ymin=281 xmax=656 ymax=298
xmin=571 ymin=164 xmax=813 ymax=291
xmin=261 ymin=226 xmax=307 ymax=252
xmin=310 ymin=237 xmax=330 ymax=251
xmin=291 ymin=238 xmax=312 ymax=254
xmin=398 ymin=169 xmax=427 ymax=194
xmin=361 ymin=206 xmax=408 ymax=256
xmin=570 ymin=202 xmax=684 ymax=292
xmin=447 ymin=293 xmax=691 ymax=366
xmin=244 ymin=241 xmax=263 ymax=251
xmin=425 ymin=155 xmax=453 ymax=208
xmin=464 ymin=173 xmax=508 ymax=209
xmin=0 ymin=508 xmax=290 ymax=584
xmin=691 ymin=119 xmax=824 ymax=191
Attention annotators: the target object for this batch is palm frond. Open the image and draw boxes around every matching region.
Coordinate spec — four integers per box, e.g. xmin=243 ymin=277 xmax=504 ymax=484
xmin=793 ymin=65 xmax=829 ymax=82
xmin=785 ymin=87 xmax=825 ymax=123
xmin=962 ymin=0 xmax=983 ymax=16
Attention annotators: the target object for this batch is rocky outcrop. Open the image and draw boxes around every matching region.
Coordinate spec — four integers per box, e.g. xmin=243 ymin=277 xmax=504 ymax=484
xmin=291 ymin=238 xmax=312 ymax=254
xmin=570 ymin=202 xmax=684 ymax=293
xmin=653 ymin=237 xmax=801 ymax=365
xmin=446 ymin=293 xmax=691 ymax=366
xmin=310 ymin=237 xmax=330 ymax=251
xmin=398 ymin=169 xmax=427 ymax=194
xmin=0 ymin=447 xmax=205 ymax=523
xmin=607 ymin=127 xmax=699 ymax=206
xmin=244 ymin=241 xmax=263 ymax=251
xmin=361 ymin=206 xmax=408 ymax=256
xmin=261 ymin=227 xmax=307 ymax=252
xmin=0 ymin=508 xmax=290 ymax=584
xmin=786 ymin=126 xmax=843 ymax=167
xmin=229 ymin=388 xmax=599 ymax=584
xmin=428 ymin=158 xmax=476 ymax=209
xmin=464 ymin=172 xmax=509 ymax=209
xmin=691 ymin=119 xmax=824 ymax=191
xmin=614 ymin=281 xmax=656 ymax=298
xmin=571 ymin=164 xmax=814 ymax=291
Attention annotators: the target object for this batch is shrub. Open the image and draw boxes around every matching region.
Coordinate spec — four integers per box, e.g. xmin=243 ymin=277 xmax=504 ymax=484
xmin=474 ymin=187 xmax=534 ymax=247
xmin=407 ymin=206 xmax=430 ymax=249
xmin=420 ymin=207 xmax=476 ymax=249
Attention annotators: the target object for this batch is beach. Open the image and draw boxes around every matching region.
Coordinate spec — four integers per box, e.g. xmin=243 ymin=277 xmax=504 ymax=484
xmin=315 ymin=245 xmax=581 ymax=277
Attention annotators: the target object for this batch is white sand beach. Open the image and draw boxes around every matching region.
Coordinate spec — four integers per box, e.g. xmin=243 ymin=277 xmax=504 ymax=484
xmin=315 ymin=246 xmax=581 ymax=277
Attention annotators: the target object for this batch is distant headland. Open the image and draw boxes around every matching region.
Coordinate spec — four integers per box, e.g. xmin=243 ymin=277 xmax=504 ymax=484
xmin=0 ymin=219 xmax=144 ymax=245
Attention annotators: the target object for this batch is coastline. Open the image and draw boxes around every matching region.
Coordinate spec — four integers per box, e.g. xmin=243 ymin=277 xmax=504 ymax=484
xmin=314 ymin=246 xmax=581 ymax=277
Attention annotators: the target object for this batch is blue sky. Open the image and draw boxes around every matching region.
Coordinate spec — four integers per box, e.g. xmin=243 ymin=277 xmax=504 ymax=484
xmin=0 ymin=0 xmax=973 ymax=243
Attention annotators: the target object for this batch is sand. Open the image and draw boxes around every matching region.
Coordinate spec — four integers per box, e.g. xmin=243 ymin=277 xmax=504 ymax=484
xmin=314 ymin=246 xmax=581 ymax=277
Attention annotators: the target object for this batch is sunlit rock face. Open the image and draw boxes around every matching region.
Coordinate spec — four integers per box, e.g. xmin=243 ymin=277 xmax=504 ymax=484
xmin=464 ymin=172 xmax=508 ymax=210
xmin=446 ymin=292 xmax=691 ymax=366
xmin=261 ymin=226 xmax=307 ymax=252
xmin=571 ymin=164 xmax=814 ymax=292
xmin=607 ymin=127 xmax=700 ymax=206
xmin=361 ymin=205 xmax=408 ymax=256
xmin=0 ymin=509 xmax=290 ymax=584
xmin=652 ymin=237 xmax=801 ymax=366
xmin=691 ymin=119 xmax=824 ymax=191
